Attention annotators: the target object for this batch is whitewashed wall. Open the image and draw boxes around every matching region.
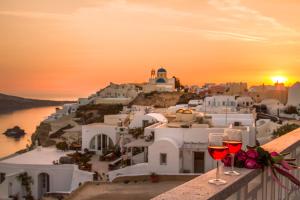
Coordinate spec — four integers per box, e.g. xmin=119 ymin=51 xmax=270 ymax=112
xmin=81 ymin=124 xmax=119 ymax=151
xmin=208 ymin=113 xmax=255 ymax=127
xmin=148 ymin=138 xmax=181 ymax=174
xmin=0 ymin=163 xmax=93 ymax=200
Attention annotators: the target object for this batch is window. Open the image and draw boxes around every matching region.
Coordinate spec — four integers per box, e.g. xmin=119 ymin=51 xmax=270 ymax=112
xmin=142 ymin=120 xmax=149 ymax=128
xmin=160 ymin=153 xmax=167 ymax=165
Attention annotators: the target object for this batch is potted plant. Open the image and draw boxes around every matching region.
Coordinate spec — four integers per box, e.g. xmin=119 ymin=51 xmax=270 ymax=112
xmin=150 ymin=172 xmax=159 ymax=183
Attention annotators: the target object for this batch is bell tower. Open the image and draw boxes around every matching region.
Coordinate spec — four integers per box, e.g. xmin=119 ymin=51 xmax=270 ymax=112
xmin=151 ymin=69 xmax=156 ymax=79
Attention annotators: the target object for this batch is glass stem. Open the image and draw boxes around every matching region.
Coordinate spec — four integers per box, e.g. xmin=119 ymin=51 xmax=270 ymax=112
xmin=216 ymin=160 xmax=220 ymax=180
xmin=231 ymin=153 xmax=235 ymax=172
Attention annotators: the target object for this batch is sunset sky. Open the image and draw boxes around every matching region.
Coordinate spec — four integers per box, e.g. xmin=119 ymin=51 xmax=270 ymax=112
xmin=0 ymin=0 xmax=300 ymax=100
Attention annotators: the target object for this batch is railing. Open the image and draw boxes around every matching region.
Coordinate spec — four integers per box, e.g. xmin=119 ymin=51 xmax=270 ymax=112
xmin=153 ymin=128 xmax=300 ymax=200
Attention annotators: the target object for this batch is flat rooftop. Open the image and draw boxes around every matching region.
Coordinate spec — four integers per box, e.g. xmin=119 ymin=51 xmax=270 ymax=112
xmin=68 ymin=181 xmax=186 ymax=200
xmin=1 ymin=147 xmax=70 ymax=165
xmin=82 ymin=123 xmax=117 ymax=128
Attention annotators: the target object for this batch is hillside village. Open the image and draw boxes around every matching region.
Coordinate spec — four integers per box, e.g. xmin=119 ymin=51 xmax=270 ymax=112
xmin=1 ymin=68 xmax=300 ymax=200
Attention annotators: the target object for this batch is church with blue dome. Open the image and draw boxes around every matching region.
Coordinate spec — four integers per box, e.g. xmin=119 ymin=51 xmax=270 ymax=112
xmin=143 ymin=67 xmax=176 ymax=93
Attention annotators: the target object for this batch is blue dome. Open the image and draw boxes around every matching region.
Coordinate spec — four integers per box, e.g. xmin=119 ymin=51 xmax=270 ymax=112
xmin=156 ymin=78 xmax=166 ymax=83
xmin=157 ymin=68 xmax=167 ymax=73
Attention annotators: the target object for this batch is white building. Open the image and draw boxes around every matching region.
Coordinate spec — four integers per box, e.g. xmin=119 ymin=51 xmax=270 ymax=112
xmin=147 ymin=119 xmax=255 ymax=174
xmin=256 ymin=119 xmax=281 ymax=144
xmin=196 ymin=95 xmax=237 ymax=113
xmin=93 ymin=97 xmax=132 ymax=105
xmin=81 ymin=123 xmax=126 ymax=155
xmin=260 ymin=99 xmax=284 ymax=116
xmin=143 ymin=68 xmax=176 ymax=93
xmin=204 ymin=95 xmax=236 ymax=108
xmin=92 ymin=83 xmax=142 ymax=105
xmin=236 ymin=96 xmax=254 ymax=107
xmin=108 ymin=111 xmax=256 ymax=181
xmin=78 ymin=98 xmax=90 ymax=106
xmin=62 ymin=103 xmax=79 ymax=114
xmin=287 ymin=82 xmax=300 ymax=109
xmin=207 ymin=113 xmax=255 ymax=127
xmin=45 ymin=103 xmax=79 ymax=122
xmin=129 ymin=113 xmax=168 ymax=129
xmin=188 ymin=99 xmax=204 ymax=107
xmin=0 ymin=148 xmax=93 ymax=200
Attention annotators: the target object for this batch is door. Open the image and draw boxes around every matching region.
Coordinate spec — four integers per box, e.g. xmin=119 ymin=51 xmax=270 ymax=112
xmin=38 ymin=173 xmax=50 ymax=199
xmin=194 ymin=152 xmax=205 ymax=173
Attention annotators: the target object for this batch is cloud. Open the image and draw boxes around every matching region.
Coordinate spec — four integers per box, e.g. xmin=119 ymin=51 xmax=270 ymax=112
xmin=0 ymin=0 xmax=299 ymax=44
xmin=0 ymin=10 xmax=71 ymax=20
xmin=208 ymin=0 xmax=300 ymax=40
xmin=72 ymin=0 xmax=271 ymax=43
xmin=202 ymin=30 xmax=267 ymax=42
xmin=171 ymin=26 xmax=267 ymax=42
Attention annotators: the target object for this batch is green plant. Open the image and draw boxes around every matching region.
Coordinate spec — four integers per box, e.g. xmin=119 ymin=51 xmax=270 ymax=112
xmin=67 ymin=152 xmax=92 ymax=171
xmin=16 ymin=172 xmax=34 ymax=200
xmin=273 ymin=124 xmax=300 ymax=137
xmin=80 ymin=155 xmax=91 ymax=165
xmin=56 ymin=141 xmax=68 ymax=151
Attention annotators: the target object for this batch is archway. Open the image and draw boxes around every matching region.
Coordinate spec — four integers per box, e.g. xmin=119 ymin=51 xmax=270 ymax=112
xmin=38 ymin=173 xmax=49 ymax=199
xmin=89 ymin=134 xmax=114 ymax=154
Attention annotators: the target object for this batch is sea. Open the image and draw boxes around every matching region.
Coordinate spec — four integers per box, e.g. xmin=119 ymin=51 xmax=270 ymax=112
xmin=0 ymin=106 xmax=57 ymax=158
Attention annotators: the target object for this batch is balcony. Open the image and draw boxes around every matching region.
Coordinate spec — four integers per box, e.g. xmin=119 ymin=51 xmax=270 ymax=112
xmin=153 ymin=128 xmax=300 ymax=200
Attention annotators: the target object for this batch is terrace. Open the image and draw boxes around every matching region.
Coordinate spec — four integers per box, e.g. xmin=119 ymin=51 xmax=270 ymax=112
xmin=153 ymin=128 xmax=300 ymax=200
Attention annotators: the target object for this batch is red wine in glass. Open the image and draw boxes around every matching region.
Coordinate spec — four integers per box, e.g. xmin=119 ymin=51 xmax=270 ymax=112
xmin=207 ymin=133 xmax=228 ymax=185
xmin=208 ymin=146 xmax=229 ymax=160
xmin=223 ymin=129 xmax=242 ymax=176
xmin=223 ymin=140 xmax=242 ymax=154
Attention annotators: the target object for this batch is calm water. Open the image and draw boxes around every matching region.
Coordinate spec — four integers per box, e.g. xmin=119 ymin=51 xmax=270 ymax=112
xmin=0 ymin=106 xmax=57 ymax=158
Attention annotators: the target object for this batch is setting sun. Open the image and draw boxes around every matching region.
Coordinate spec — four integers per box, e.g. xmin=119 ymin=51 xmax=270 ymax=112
xmin=271 ymin=76 xmax=288 ymax=84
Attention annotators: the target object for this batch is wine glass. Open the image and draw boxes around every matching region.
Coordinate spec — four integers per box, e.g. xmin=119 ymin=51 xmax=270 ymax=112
xmin=207 ymin=133 xmax=228 ymax=185
xmin=223 ymin=129 xmax=242 ymax=176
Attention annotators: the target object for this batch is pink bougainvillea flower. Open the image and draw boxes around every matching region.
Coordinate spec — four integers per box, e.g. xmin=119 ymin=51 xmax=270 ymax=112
xmin=270 ymin=152 xmax=279 ymax=157
xmin=236 ymin=150 xmax=247 ymax=161
xmin=246 ymin=149 xmax=259 ymax=160
xmin=245 ymin=159 xmax=261 ymax=169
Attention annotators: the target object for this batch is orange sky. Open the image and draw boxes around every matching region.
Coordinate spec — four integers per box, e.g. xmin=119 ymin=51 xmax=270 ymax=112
xmin=0 ymin=0 xmax=300 ymax=100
